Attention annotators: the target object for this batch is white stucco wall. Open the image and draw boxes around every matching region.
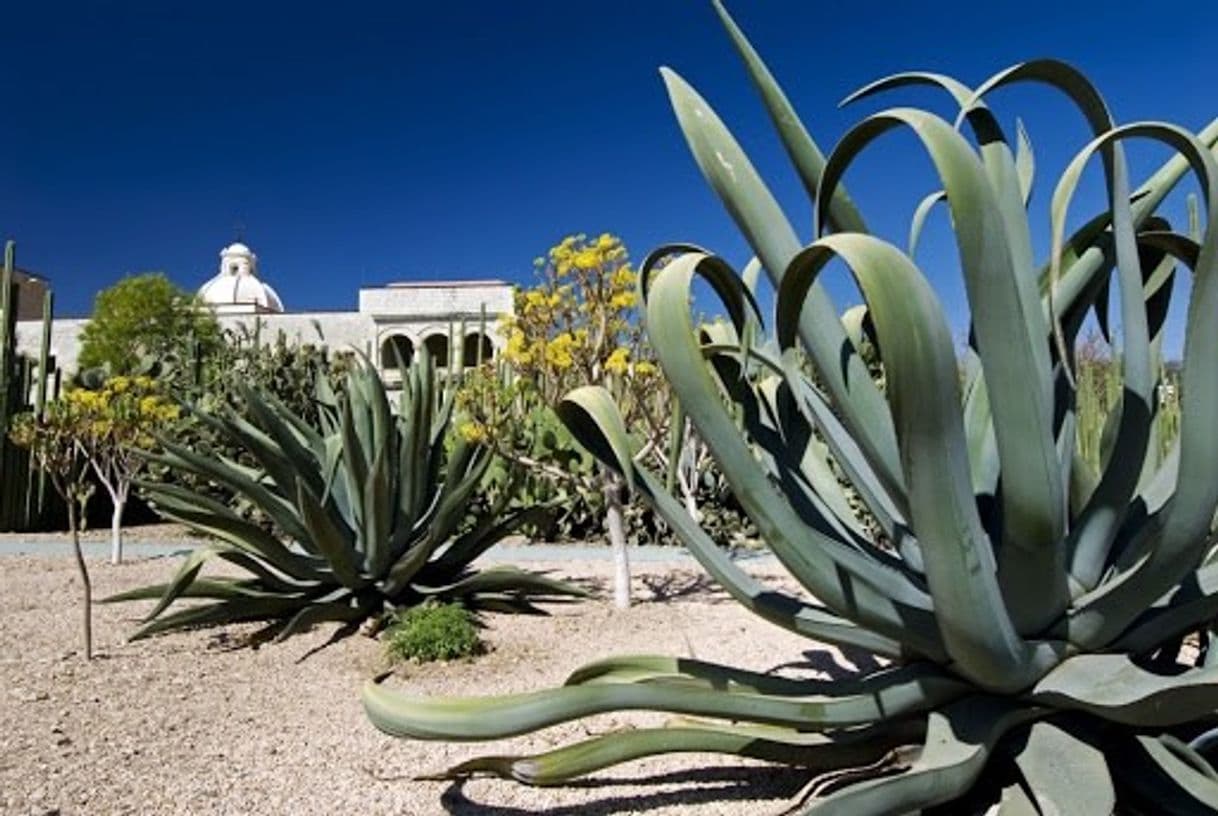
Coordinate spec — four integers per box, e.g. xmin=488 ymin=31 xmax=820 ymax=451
xmin=11 ymin=279 xmax=514 ymax=380
xmin=14 ymin=317 xmax=87 ymax=375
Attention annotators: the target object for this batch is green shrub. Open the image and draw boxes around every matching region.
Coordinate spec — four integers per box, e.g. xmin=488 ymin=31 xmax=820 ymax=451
xmin=385 ymin=603 xmax=483 ymax=663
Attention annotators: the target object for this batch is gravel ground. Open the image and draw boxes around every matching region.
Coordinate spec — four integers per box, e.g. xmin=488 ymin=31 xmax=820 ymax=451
xmin=0 ymin=546 xmax=858 ymax=815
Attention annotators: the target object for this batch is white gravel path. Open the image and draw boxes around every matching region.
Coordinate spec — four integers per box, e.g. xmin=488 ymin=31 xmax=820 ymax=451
xmin=0 ymin=546 xmax=855 ymax=815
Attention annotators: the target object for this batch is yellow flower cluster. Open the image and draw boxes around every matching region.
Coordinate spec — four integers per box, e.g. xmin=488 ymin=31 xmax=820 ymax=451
xmin=544 ymin=332 xmax=577 ymax=370
xmin=494 ymin=232 xmax=659 ymax=404
xmin=458 ymin=421 xmax=489 ymax=444
xmin=502 ymin=328 xmax=532 ymax=365
xmin=546 ymin=233 xmax=630 ymax=278
xmin=604 ymin=347 xmax=630 ymax=375
xmin=61 ymin=376 xmax=179 ymax=443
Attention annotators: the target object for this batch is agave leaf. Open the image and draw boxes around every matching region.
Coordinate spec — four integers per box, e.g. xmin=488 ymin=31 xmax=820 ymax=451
xmin=566 ymin=656 xmax=963 ymax=703
xmin=1064 ymin=124 xmax=1218 ymax=649
xmin=780 ymin=363 xmax=911 ymax=546
xmin=416 ymin=566 xmax=586 ymax=601
xmin=1112 ymin=560 xmax=1218 ymax=655
xmin=239 ymin=384 xmax=324 ymax=496
xmin=295 ymin=478 xmax=365 ymax=590
xmin=128 ymin=596 xmax=310 ymax=641
xmin=103 ymin=577 xmax=282 ymax=604
xmin=258 ymin=388 xmax=325 ymax=459
xmin=139 ymin=482 xmax=323 ymax=581
xmin=659 ymin=67 xmax=904 ymax=506
xmin=756 ymin=374 xmax=877 ymax=548
xmin=362 ymin=443 xmax=391 ymax=576
xmin=430 ymin=718 xmax=920 ymax=786
xmin=712 ymin=353 xmax=882 ymax=555
xmin=645 ymin=251 xmax=938 ymax=651
xmin=273 ymin=597 xmax=371 ymax=642
xmin=908 ymin=190 xmax=947 ymax=257
xmin=630 ymin=456 xmax=909 ymax=658
xmin=557 ymin=386 xmax=637 ymax=492
xmin=1112 ymin=733 xmax=1218 ymax=813
xmin=338 ymin=395 xmax=368 ymax=534
xmin=420 ymin=504 xmax=554 ymax=582
xmin=1030 ymin=653 xmax=1218 ymax=726
xmin=779 ymin=233 xmax=1062 ymax=691
xmin=710 ymin=0 xmax=868 ymax=233
xmin=560 ymin=389 xmax=909 ymax=656
xmin=363 ymin=664 xmax=966 ymax=741
xmin=421 ymin=442 xmax=493 ymax=546
xmin=816 ymin=106 xmax=1066 ymax=633
xmin=803 ymin=697 xmax=1037 ymax=816
xmin=1047 ymin=111 xmax=1153 ymax=593
xmin=1014 ymin=720 xmax=1115 ymax=815
xmin=149 ymin=440 xmax=312 ymax=545
xmin=1014 ymin=118 xmax=1035 ymax=205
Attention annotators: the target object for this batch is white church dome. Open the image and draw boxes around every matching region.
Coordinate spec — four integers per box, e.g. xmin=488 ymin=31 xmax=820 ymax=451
xmin=198 ymin=240 xmax=284 ymax=313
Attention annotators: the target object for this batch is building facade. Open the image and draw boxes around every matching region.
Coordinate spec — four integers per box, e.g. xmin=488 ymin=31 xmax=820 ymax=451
xmin=13 ymin=241 xmax=513 ymax=381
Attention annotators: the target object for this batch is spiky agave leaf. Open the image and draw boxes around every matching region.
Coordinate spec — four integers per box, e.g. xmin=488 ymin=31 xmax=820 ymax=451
xmin=105 ymin=354 xmax=586 ymax=641
xmin=363 ymin=3 xmax=1218 ymax=813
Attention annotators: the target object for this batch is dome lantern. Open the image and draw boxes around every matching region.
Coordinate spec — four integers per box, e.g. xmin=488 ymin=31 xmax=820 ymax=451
xmin=198 ymin=240 xmax=284 ymax=313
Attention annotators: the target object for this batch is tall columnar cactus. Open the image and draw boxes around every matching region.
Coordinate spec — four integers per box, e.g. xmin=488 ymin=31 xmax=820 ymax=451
xmin=1 ymin=241 xmax=59 ymax=531
xmin=364 ymin=4 xmax=1218 ymax=813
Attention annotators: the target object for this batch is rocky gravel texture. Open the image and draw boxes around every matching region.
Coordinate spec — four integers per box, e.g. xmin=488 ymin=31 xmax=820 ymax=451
xmin=0 ymin=549 xmax=859 ymax=815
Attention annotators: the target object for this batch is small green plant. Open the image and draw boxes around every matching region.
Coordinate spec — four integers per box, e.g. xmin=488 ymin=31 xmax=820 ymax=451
xmin=385 ymin=602 xmax=483 ymax=663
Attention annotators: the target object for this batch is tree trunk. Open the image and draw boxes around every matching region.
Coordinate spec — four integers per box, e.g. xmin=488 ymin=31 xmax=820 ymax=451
xmin=604 ymin=471 xmax=630 ymax=610
xmin=68 ymin=500 xmax=92 ymax=661
xmin=109 ymin=491 xmax=125 ymax=565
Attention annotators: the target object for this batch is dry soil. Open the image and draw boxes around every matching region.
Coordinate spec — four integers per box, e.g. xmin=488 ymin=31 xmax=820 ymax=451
xmin=0 ymin=544 xmax=863 ymax=816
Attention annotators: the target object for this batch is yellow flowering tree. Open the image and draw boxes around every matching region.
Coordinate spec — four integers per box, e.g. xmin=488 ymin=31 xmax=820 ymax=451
xmin=63 ymin=375 xmax=181 ymax=564
xmin=460 ymin=234 xmax=671 ymax=608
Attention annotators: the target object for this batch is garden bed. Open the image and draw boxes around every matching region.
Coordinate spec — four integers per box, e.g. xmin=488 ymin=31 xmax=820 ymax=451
xmin=0 ymin=548 xmax=852 ymax=815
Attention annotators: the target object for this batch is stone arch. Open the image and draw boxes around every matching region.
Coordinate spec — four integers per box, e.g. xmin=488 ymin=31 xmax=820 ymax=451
xmin=422 ymin=333 xmax=450 ymax=367
xmin=462 ymin=332 xmax=494 ymax=366
xmin=379 ymin=334 xmax=414 ymax=369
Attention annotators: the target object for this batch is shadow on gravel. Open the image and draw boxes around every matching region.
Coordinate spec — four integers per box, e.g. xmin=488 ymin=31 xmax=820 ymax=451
xmin=764 ymin=644 xmax=883 ymax=682
xmin=438 ymin=765 xmax=810 ymax=815
xmin=637 ymin=572 xmax=723 ymax=604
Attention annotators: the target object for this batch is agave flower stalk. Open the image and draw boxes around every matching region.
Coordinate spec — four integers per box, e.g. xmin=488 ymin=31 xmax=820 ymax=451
xmin=364 ymin=3 xmax=1218 ymax=812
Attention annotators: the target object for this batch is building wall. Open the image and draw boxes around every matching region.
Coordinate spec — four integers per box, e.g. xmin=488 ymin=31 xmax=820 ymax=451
xmin=12 ymin=280 xmax=514 ymax=380
xmin=14 ymin=317 xmax=87 ymax=374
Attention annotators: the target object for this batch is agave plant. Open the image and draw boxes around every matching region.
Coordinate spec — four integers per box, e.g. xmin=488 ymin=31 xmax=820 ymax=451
xmin=107 ymin=354 xmax=584 ymax=640
xmin=363 ymin=4 xmax=1218 ymax=813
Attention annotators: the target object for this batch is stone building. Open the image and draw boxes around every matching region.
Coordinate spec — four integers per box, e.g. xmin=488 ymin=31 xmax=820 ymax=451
xmin=14 ymin=240 xmax=512 ymax=382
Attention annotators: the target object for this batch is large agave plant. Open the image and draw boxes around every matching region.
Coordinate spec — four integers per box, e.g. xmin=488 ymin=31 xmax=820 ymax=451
xmin=107 ymin=355 xmax=583 ymax=640
xmin=363 ymin=4 xmax=1218 ymax=813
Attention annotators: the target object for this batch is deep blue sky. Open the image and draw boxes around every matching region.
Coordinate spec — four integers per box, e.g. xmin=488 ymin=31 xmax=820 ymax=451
xmin=3 ymin=1 xmax=1214 ymax=349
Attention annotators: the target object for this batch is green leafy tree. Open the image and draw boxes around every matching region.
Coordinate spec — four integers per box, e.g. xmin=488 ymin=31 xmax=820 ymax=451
xmin=77 ymin=273 xmax=220 ymax=376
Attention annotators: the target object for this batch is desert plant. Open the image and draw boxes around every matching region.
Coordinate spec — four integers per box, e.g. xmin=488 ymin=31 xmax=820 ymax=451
xmin=1 ymin=240 xmax=59 ymax=532
xmin=59 ymin=375 xmax=181 ymax=564
xmin=363 ymin=4 xmax=1218 ymax=813
xmin=142 ymin=321 xmax=354 ymax=527
xmin=458 ymin=234 xmax=682 ymax=607
xmin=384 ymin=602 xmax=483 ymax=663
xmin=10 ymin=401 xmax=97 ymax=659
xmin=105 ymin=354 xmax=585 ymax=641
